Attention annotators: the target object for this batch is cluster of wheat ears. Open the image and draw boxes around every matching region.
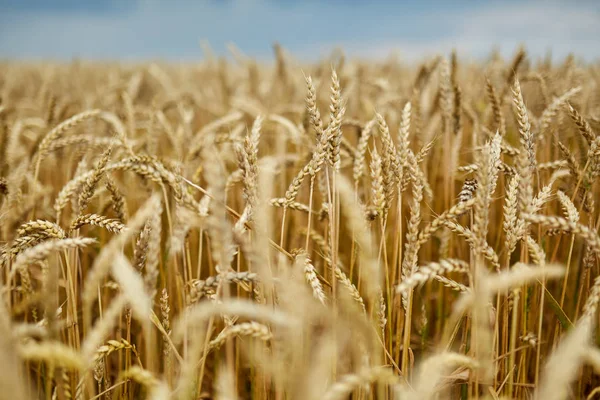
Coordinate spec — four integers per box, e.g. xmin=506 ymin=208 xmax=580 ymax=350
xmin=1 ymin=46 xmax=600 ymax=400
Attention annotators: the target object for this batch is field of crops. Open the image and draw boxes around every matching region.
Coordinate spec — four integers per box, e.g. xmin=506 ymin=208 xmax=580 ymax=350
xmin=1 ymin=48 xmax=600 ymax=399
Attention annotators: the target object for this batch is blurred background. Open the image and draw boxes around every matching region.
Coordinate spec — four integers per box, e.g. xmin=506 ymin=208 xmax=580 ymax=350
xmin=0 ymin=0 xmax=599 ymax=62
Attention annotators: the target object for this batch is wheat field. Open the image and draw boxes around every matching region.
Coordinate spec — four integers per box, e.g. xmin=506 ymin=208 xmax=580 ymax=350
xmin=1 ymin=47 xmax=600 ymax=399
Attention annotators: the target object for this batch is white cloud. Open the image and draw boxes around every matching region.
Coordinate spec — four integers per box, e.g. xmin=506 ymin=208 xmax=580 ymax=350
xmin=317 ymin=1 xmax=600 ymax=62
xmin=0 ymin=0 xmax=597 ymax=61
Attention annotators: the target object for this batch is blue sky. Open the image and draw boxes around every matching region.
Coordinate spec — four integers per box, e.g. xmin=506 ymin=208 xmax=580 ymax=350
xmin=0 ymin=0 xmax=599 ymax=62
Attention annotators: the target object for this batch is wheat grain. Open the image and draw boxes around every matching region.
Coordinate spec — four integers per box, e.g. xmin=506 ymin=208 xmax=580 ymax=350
xmin=353 ymin=118 xmax=377 ymax=183
xmin=369 ymin=148 xmax=386 ymax=216
xmin=18 ymin=341 xmax=83 ymax=370
xmin=10 ymin=237 xmax=95 ymax=280
xmin=36 ymin=109 xmax=102 ymax=159
xmin=523 ymin=213 xmax=600 ymax=253
xmin=321 ymin=367 xmax=396 ymax=400
xmin=539 ymin=86 xmax=582 ymax=135
xmin=104 ymin=176 xmax=126 ymax=221
xmin=536 ymin=317 xmax=592 ymax=400
xmin=486 ymin=79 xmax=506 ymax=136
xmin=94 ymin=338 xmax=138 ymax=363
xmin=408 ymin=352 xmax=477 ymax=400
xmin=327 ymin=69 xmax=345 ymax=170
xmin=377 ymin=113 xmax=399 ymax=206
xmin=396 ymin=259 xmax=469 ymax=295
xmin=208 ymin=321 xmax=272 ymax=352
xmin=145 ymin=199 xmax=162 ymax=303
xmin=293 ymin=250 xmax=326 ymax=305
xmin=70 ymin=214 xmax=125 ymax=233
xmin=557 ymin=190 xmax=579 ymax=223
